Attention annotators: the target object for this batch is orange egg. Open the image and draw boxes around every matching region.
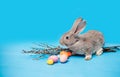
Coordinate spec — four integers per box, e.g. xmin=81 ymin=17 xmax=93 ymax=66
xmin=60 ymin=51 xmax=68 ymax=57
xmin=67 ymin=52 xmax=72 ymax=57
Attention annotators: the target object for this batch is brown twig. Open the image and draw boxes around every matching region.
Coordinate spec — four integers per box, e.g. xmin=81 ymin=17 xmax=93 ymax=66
xmin=103 ymin=46 xmax=120 ymax=52
xmin=23 ymin=43 xmax=120 ymax=59
xmin=22 ymin=43 xmax=71 ymax=56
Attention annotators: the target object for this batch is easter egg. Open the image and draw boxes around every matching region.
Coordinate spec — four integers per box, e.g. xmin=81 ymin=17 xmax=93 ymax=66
xmin=60 ymin=51 xmax=72 ymax=57
xmin=47 ymin=59 xmax=54 ymax=65
xmin=60 ymin=54 xmax=68 ymax=63
xmin=60 ymin=51 xmax=68 ymax=57
xmin=67 ymin=52 xmax=72 ymax=57
xmin=48 ymin=55 xmax=59 ymax=62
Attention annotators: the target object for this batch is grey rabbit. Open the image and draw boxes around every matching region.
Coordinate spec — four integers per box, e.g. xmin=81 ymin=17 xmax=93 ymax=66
xmin=60 ymin=17 xmax=104 ymax=60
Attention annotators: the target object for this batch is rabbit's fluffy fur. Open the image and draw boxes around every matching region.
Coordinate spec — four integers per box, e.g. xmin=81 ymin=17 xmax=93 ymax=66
xmin=60 ymin=17 xmax=104 ymax=60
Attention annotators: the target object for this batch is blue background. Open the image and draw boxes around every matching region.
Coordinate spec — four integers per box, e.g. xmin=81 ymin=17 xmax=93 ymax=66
xmin=0 ymin=0 xmax=120 ymax=77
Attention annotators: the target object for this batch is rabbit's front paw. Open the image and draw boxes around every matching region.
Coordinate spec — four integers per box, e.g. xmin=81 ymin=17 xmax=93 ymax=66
xmin=85 ymin=55 xmax=92 ymax=60
xmin=96 ymin=48 xmax=103 ymax=56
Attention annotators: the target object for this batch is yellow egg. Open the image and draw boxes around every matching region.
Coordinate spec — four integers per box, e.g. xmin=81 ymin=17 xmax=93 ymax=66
xmin=47 ymin=59 xmax=54 ymax=65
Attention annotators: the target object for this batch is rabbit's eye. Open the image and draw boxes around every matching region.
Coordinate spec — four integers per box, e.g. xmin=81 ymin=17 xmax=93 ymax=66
xmin=66 ymin=36 xmax=69 ymax=39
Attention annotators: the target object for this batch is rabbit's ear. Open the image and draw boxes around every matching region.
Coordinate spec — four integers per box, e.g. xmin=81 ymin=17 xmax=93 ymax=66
xmin=70 ymin=17 xmax=83 ymax=33
xmin=74 ymin=20 xmax=86 ymax=34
